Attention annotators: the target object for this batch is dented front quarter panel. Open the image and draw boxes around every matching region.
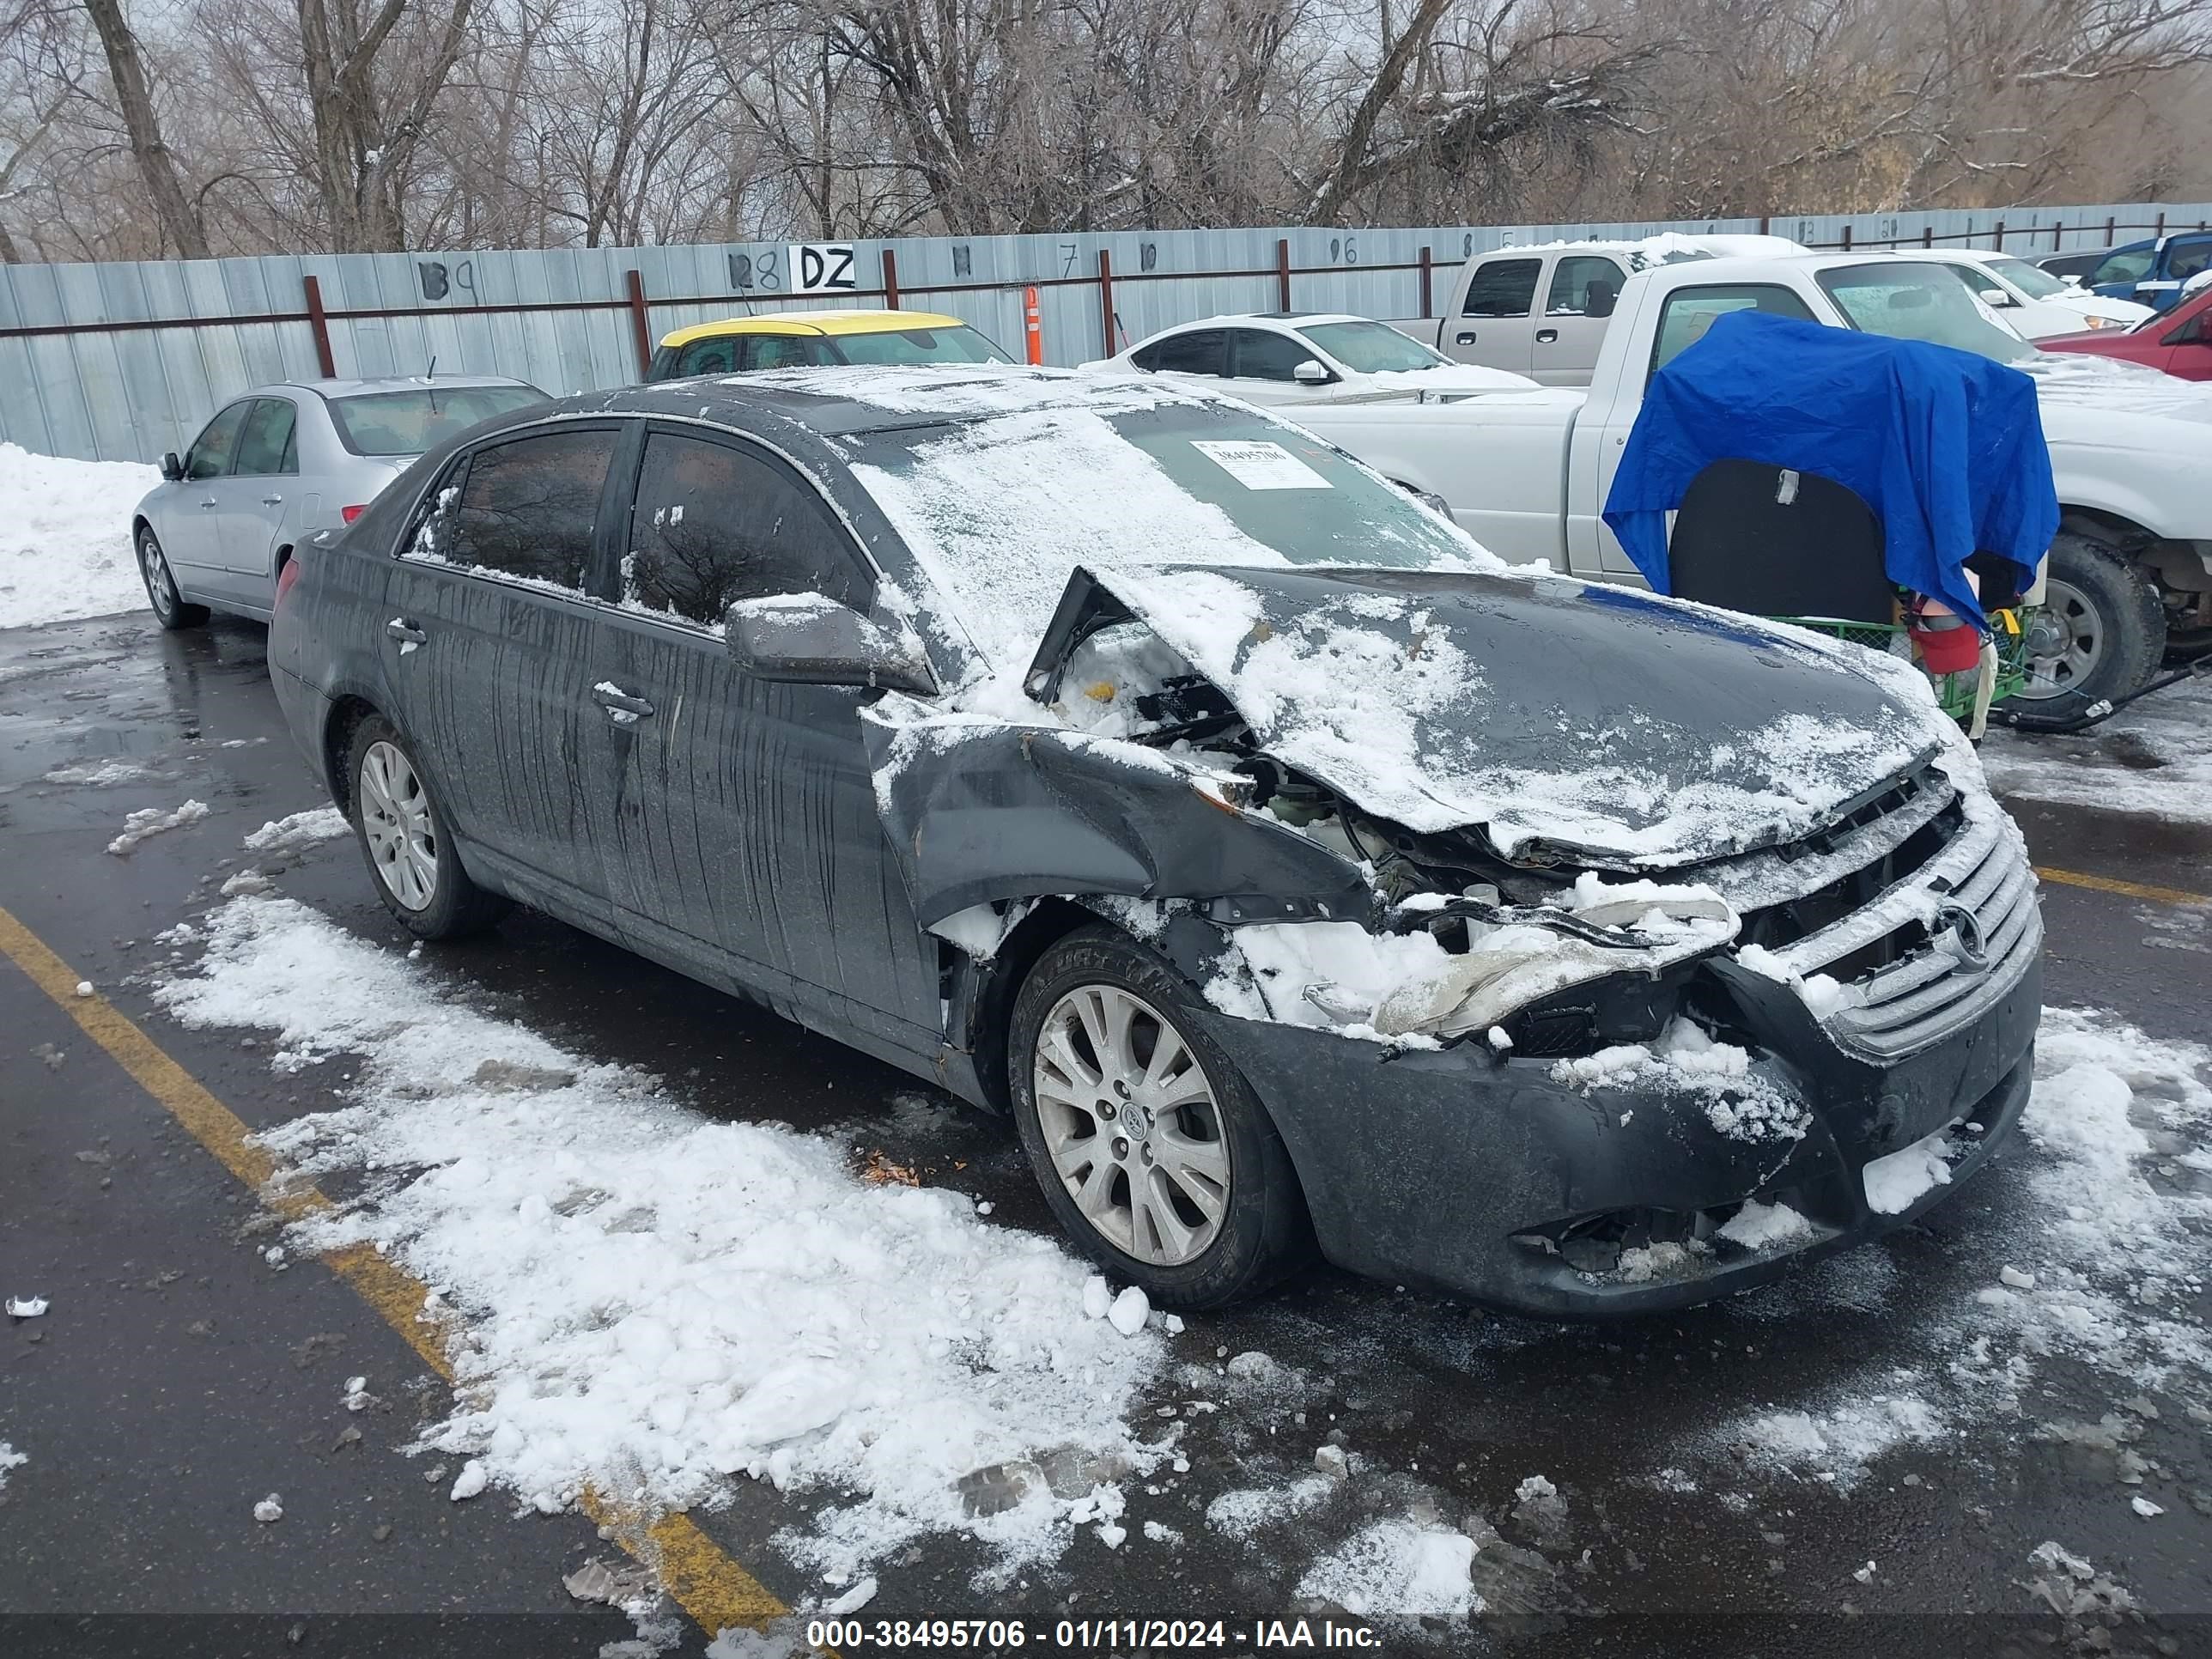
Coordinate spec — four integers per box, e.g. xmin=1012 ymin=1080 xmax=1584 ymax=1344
xmin=860 ymin=708 xmax=1371 ymax=929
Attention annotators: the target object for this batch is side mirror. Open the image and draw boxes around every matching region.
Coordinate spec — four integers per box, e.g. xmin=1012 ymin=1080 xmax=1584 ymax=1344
xmin=161 ymin=451 xmax=184 ymax=482
xmin=726 ymin=593 xmax=936 ymax=696
xmin=1585 ymin=282 xmax=1619 ymax=319
xmin=1978 ymin=287 xmax=2014 ymax=307
xmin=1291 ymin=359 xmax=1333 ymax=385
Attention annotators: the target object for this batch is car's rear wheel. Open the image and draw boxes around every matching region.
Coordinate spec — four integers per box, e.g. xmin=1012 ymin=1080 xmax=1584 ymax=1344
xmin=1009 ymin=924 xmax=1312 ymax=1308
xmin=344 ymin=715 xmax=508 ymax=939
xmin=2012 ymin=530 xmax=2164 ymax=721
xmin=137 ymin=528 xmax=208 ymax=630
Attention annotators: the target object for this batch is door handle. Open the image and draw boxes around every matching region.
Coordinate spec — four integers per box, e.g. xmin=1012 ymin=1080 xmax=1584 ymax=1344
xmin=592 ymin=682 xmax=655 ymax=723
xmin=260 ymin=494 xmax=284 ymax=506
xmin=1455 ymin=331 xmax=1478 ymax=345
xmin=385 ymin=617 xmax=428 ymax=649
xmin=1535 ymin=329 xmax=1559 ymax=343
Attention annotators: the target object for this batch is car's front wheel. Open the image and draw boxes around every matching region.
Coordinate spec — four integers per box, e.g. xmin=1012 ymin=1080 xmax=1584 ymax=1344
xmin=1009 ymin=924 xmax=1312 ymax=1308
xmin=344 ymin=715 xmax=508 ymax=939
xmin=137 ymin=528 xmax=209 ymax=631
xmin=2012 ymin=529 xmax=2165 ymax=721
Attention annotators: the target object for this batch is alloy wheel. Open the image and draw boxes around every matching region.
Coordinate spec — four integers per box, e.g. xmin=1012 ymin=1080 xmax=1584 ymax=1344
xmin=1033 ymin=984 xmax=1231 ymax=1266
xmin=2017 ymin=576 xmax=2103 ymax=701
xmin=358 ymin=739 xmax=440 ymax=910
xmin=139 ymin=538 xmax=177 ymax=623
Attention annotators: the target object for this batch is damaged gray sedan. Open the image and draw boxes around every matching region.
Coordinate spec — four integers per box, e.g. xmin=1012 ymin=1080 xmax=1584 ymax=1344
xmin=269 ymin=365 xmax=2041 ymax=1316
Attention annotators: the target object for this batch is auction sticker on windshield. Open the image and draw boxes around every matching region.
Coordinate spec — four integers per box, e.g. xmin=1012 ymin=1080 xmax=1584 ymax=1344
xmin=1189 ymin=440 xmax=1332 ymax=489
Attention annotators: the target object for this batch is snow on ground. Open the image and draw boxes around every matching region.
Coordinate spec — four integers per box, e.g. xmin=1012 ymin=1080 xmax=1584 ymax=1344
xmin=241 ymin=805 xmax=351 ymax=853
xmin=0 ymin=1441 xmax=24 ymax=1492
xmin=1294 ymin=1517 xmax=1482 ymax=1624
xmin=0 ymin=441 xmax=157 ymax=629
xmin=1981 ymin=675 xmax=2212 ymax=826
xmin=152 ymin=894 xmax=1167 ymax=1582
xmin=106 ymin=798 xmax=210 ymax=855
xmin=1690 ymin=1007 xmax=2212 ymax=1487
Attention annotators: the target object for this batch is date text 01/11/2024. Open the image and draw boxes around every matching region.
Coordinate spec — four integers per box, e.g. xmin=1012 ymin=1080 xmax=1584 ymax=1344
xmin=802 ymin=1619 xmax=1383 ymax=1650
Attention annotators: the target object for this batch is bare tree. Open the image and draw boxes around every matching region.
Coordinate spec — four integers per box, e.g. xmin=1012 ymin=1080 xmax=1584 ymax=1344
xmin=77 ymin=0 xmax=210 ymax=254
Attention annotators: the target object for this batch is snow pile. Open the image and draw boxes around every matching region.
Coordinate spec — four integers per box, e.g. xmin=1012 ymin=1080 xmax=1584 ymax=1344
xmin=1980 ymin=673 xmax=2212 ymax=827
xmin=154 ymin=895 xmax=1165 ymax=1573
xmin=106 ymin=798 xmax=210 ymax=854
xmin=1294 ymin=1516 xmax=1481 ymax=1623
xmin=0 ymin=441 xmax=159 ymax=629
xmin=241 ymin=805 xmax=352 ymax=853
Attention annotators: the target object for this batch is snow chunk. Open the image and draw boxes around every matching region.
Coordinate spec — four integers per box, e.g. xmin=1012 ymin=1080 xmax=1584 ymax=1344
xmin=0 ymin=1443 xmax=24 ymax=1493
xmin=1294 ymin=1517 xmax=1481 ymax=1624
xmin=1862 ymin=1126 xmax=1957 ymax=1214
xmin=242 ymin=806 xmax=351 ymax=853
xmin=1107 ymin=1286 xmax=1150 ymax=1337
xmin=1717 ymin=1200 xmax=1814 ymax=1252
xmin=252 ymin=1493 xmax=283 ymax=1523
xmin=2130 ymin=1496 xmax=2164 ymax=1519
xmin=449 ymin=1460 xmax=488 ymax=1501
xmin=0 ymin=442 xmax=161 ymax=628
xmin=106 ymin=799 xmax=210 ymax=855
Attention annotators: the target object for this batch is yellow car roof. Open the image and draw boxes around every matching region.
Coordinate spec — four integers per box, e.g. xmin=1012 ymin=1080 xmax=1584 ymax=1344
xmin=658 ymin=310 xmax=969 ymax=349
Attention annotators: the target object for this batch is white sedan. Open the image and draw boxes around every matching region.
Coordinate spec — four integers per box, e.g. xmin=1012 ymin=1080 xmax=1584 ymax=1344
xmin=1083 ymin=313 xmax=1538 ymax=404
xmin=1920 ymin=249 xmax=2153 ymax=338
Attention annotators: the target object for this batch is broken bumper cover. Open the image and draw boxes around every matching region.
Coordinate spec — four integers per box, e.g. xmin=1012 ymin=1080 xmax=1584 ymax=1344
xmin=1182 ymin=951 xmax=2040 ymax=1318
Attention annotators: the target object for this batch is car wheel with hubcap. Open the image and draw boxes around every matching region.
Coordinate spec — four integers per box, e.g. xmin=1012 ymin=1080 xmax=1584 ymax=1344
xmin=2012 ymin=530 xmax=2165 ymax=722
xmin=137 ymin=528 xmax=209 ymax=631
xmin=1010 ymin=924 xmax=1311 ymax=1307
xmin=344 ymin=714 xmax=508 ymax=939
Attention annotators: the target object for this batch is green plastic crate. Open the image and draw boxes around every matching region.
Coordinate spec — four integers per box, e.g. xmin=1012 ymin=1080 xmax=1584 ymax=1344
xmin=1784 ymin=608 xmax=2033 ymax=722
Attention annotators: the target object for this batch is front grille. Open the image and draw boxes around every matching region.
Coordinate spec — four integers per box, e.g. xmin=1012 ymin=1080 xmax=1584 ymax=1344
xmin=1690 ymin=764 xmax=2039 ymax=1060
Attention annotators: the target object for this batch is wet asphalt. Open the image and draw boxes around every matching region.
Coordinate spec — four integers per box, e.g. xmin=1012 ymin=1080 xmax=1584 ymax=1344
xmin=2 ymin=613 xmax=2209 ymax=1657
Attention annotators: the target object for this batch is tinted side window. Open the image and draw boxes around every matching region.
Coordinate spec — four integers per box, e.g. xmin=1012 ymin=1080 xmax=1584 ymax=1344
xmin=1547 ymin=256 xmax=1626 ymax=315
xmin=1650 ymin=283 xmax=1817 ymax=374
xmin=445 ymin=428 xmax=618 ymax=590
xmin=675 ymin=337 xmax=739 ymax=376
xmin=623 ymin=432 xmax=871 ymax=625
xmin=1131 ymin=329 xmax=1225 ymax=375
xmin=1462 ymin=258 xmax=1540 ymax=318
xmin=2168 ymin=237 xmax=2212 ymax=282
xmin=185 ymin=402 xmax=252 ymax=480
xmin=2092 ymin=246 xmax=2154 ymax=285
xmin=1231 ymin=329 xmax=1318 ymax=381
xmin=743 ymin=335 xmax=837 ymax=371
xmin=234 ymin=398 xmax=298 ymax=477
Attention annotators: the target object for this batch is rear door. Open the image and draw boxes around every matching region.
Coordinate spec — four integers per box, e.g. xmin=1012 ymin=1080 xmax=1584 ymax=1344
xmin=164 ymin=401 xmax=252 ymax=586
xmin=591 ymin=423 xmax=941 ymax=1051
xmin=1129 ymin=327 xmax=1228 ymax=390
xmin=2148 ymin=234 xmax=2212 ymax=311
xmin=1442 ymin=256 xmax=1541 ymax=374
xmin=381 ymin=422 xmax=628 ymax=922
xmin=1532 ymin=255 xmax=1626 ymax=386
xmin=210 ymin=397 xmax=301 ymax=608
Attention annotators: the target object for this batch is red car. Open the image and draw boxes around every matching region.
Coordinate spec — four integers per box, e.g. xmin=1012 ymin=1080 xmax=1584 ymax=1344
xmin=2039 ymin=281 xmax=2212 ymax=380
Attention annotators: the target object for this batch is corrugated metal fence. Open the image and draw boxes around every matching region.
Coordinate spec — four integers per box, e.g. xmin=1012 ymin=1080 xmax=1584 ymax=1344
xmin=5 ymin=200 xmax=2209 ymax=465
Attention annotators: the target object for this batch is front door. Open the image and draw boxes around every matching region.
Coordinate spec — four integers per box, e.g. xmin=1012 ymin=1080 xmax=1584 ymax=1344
xmin=209 ymin=397 xmax=300 ymax=610
xmin=1443 ymin=257 xmax=1541 ymax=374
xmin=591 ymin=423 xmax=941 ymax=1053
xmin=165 ymin=401 xmax=252 ymax=586
xmin=380 ymin=422 xmax=627 ymax=923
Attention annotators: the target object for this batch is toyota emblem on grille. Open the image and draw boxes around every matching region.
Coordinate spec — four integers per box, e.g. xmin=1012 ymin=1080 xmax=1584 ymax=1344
xmin=1936 ymin=902 xmax=1989 ymax=971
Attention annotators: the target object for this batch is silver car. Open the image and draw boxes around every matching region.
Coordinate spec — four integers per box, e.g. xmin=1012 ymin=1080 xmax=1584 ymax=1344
xmin=131 ymin=375 xmax=547 ymax=627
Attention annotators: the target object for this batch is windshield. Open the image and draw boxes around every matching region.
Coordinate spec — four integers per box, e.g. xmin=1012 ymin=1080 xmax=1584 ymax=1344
xmin=834 ymin=325 xmax=1013 ymax=367
xmin=329 ymin=385 xmax=550 ymax=456
xmin=1985 ymin=257 xmax=2071 ymax=301
xmin=844 ymin=398 xmax=1475 ymax=671
xmin=1816 ymin=263 xmax=2037 ymax=364
xmin=1300 ymin=319 xmax=1447 ymax=374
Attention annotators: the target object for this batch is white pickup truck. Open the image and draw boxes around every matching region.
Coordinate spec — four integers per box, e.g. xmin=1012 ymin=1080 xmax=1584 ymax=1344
xmin=1309 ymin=251 xmax=2212 ymax=717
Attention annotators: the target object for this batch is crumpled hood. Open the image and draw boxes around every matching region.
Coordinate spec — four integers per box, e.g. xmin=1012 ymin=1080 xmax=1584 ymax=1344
xmin=1034 ymin=563 xmax=1945 ymax=869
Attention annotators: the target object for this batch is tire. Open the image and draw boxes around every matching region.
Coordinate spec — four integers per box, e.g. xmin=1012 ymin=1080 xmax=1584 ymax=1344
xmin=137 ymin=527 xmax=209 ymax=631
xmin=343 ymin=714 xmax=509 ymax=939
xmin=2012 ymin=530 xmax=2165 ymax=723
xmin=1008 ymin=924 xmax=1313 ymax=1308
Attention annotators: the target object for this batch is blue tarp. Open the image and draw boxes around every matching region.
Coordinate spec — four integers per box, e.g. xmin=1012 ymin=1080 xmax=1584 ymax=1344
xmin=1601 ymin=311 xmax=2057 ymax=629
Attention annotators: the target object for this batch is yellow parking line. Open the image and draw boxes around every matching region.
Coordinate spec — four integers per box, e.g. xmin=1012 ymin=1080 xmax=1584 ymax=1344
xmin=2033 ymin=866 xmax=2210 ymax=908
xmin=0 ymin=902 xmax=791 ymax=1640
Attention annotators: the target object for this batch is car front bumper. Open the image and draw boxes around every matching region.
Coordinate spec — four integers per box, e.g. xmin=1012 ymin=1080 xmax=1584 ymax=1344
xmin=1184 ymin=949 xmax=2041 ymax=1318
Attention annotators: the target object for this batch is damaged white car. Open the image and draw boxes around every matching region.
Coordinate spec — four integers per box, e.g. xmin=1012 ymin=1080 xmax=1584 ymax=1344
xmin=271 ymin=364 xmax=2042 ymax=1316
